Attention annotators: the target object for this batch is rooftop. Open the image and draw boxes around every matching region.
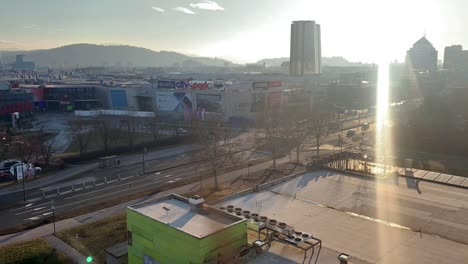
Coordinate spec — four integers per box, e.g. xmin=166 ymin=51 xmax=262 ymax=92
xmin=129 ymin=194 xmax=244 ymax=239
xmin=215 ymin=170 xmax=468 ymax=264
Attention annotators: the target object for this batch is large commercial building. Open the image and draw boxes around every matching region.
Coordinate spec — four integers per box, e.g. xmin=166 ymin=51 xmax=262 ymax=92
xmin=0 ymin=83 xmax=33 ymax=123
xmin=290 ymin=20 xmax=321 ymax=76
xmin=14 ymin=55 xmax=35 ymax=71
xmin=444 ymin=45 xmax=468 ymax=71
xmin=127 ymin=194 xmax=247 ymax=264
xmin=405 ymin=36 xmax=438 ymax=72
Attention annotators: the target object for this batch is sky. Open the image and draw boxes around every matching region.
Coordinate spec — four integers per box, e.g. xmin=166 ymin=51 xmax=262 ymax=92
xmin=0 ymin=0 xmax=466 ymax=63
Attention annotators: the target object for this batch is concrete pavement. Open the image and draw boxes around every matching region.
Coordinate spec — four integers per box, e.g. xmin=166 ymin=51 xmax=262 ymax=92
xmin=44 ymin=235 xmax=87 ymax=264
xmin=216 ymin=170 xmax=468 ymax=264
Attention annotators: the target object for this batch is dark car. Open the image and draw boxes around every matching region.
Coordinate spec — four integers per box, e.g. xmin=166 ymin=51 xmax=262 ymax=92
xmin=0 ymin=171 xmax=14 ymax=182
xmin=0 ymin=160 xmax=20 ymax=171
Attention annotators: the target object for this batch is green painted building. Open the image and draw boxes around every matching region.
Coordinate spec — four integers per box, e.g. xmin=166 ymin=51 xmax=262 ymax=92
xmin=127 ymin=194 xmax=247 ymax=264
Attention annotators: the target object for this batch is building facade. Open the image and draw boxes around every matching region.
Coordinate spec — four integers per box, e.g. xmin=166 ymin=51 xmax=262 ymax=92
xmin=444 ymin=45 xmax=468 ymax=71
xmin=127 ymin=194 xmax=247 ymax=264
xmin=290 ymin=20 xmax=321 ymax=76
xmin=406 ymin=36 xmax=438 ymax=72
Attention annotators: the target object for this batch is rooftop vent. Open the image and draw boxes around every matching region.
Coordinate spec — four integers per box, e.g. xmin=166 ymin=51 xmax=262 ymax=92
xmin=189 ymin=195 xmax=205 ymax=210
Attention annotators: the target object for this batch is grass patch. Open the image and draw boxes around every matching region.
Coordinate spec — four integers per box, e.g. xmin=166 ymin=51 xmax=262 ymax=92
xmin=56 ymin=214 xmax=127 ymax=264
xmin=0 ymin=239 xmax=72 ymax=264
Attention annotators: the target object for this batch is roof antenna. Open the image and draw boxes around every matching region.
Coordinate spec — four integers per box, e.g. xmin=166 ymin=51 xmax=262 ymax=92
xmin=423 ymin=28 xmax=426 ymax=38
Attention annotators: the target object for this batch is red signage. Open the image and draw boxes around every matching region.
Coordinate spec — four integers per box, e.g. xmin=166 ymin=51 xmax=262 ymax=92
xmin=0 ymin=101 xmax=33 ymax=115
xmin=269 ymin=81 xmax=283 ymax=87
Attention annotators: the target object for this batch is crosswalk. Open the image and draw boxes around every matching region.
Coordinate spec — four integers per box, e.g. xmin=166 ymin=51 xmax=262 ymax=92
xmin=10 ymin=201 xmax=54 ymax=222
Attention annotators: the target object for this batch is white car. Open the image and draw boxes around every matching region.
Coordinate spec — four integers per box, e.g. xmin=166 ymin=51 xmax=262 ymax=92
xmin=10 ymin=163 xmax=42 ymax=179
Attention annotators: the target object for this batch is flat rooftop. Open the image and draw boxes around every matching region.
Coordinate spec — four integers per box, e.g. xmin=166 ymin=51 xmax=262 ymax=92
xmin=130 ymin=195 xmax=243 ymax=239
xmin=215 ymin=170 xmax=468 ymax=264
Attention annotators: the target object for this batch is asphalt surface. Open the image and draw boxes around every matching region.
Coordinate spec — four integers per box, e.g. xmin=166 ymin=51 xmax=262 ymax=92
xmin=0 ymin=148 xmax=265 ymax=231
xmin=0 ymin=115 xmax=373 ymax=232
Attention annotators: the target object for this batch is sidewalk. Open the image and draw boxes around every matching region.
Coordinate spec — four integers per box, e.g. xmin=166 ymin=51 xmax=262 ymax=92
xmin=44 ymin=235 xmax=86 ymax=264
xmin=0 ymin=158 xmax=282 ymax=247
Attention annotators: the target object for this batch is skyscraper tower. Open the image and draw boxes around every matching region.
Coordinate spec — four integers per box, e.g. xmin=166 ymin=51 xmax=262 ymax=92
xmin=290 ymin=20 xmax=321 ymax=76
xmin=405 ymin=36 xmax=438 ymax=72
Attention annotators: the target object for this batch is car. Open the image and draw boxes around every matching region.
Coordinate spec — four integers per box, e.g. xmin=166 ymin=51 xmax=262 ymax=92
xmin=9 ymin=163 xmax=42 ymax=179
xmin=176 ymin=128 xmax=188 ymax=135
xmin=346 ymin=129 xmax=356 ymax=138
xmin=0 ymin=160 xmax=20 ymax=170
xmin=0 ymin=171 xmax=14 ymax=181
xmin=361 ymin=123 xmax=370 ymax=131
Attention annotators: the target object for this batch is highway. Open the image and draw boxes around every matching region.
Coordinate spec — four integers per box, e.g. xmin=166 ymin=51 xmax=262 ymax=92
xmin=0 ymin=148 xmax=267 ymax=231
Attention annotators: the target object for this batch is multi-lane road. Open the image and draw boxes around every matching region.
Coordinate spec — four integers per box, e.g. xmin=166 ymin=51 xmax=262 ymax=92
xmin=0 ymin=148 xmax=267 ymax=231
xmin=0 ymin=114 xmax=374 ymax=232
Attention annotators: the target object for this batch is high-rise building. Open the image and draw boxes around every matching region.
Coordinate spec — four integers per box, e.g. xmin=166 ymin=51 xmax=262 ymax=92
xmin=14 ymin=54 xmax=35 ymax=70
xmin=290 ymin=20 xmax=321 ymax=76
xmin=444 ymin=45 xmax=468 ymax=71
xmin=405 ymin=36 xmax=438 ymax=72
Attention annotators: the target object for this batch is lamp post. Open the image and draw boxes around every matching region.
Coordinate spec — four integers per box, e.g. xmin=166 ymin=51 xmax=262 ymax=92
xmin=15 ymin=141 xmax=26 ymax=202
xmin=142 ymin=147 xmax=147 ymax=174
xmin=51 ymin=200 xmax=56 ymax=235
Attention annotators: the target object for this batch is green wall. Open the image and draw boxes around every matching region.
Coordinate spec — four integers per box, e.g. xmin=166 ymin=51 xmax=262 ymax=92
xmin=127 ymin=209 xmax=247 ymax=264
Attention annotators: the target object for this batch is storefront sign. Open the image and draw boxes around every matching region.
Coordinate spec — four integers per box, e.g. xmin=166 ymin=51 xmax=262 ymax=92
xmin=158 ymin=80 xmax=209 ymax=90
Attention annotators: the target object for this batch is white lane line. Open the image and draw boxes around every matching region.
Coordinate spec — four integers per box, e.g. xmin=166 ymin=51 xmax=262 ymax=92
xmin=25 ymin=216 xmax=41 ymax=221
xmin=62 ymin=166 xmax=201 ymax=200
xmin=42 ymin=212 xmax=53 ymax=216
xmin=33 ymin=207 xmax=45 ymax=211
xmin=10 ymin=203 xmax=34 ymax=212
xmin=10 ymin=200 xmax=52 ymax=212
xmin=56 ymin=169 xmax=204 ymax=210
xmin=15 ymin=205 xmax=51 ymax=216
xmin=31 ymin=208 xmax=53 ymax=215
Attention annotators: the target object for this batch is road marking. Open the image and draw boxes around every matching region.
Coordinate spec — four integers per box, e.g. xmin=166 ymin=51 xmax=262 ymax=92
xmin=62 ymin=165 xmax=202 ymax=200
xmin=10 ymin=203 xmax=34 ymax=212
xmin=10 ymin=201 xmax=51 ymax=212
xmin=33 ymin=207 xmax=45 ymax=211
xmin=42 ymin=212 xmax=52 ymax=216
xmin=25 ymin=216 xmax=41 ymax=221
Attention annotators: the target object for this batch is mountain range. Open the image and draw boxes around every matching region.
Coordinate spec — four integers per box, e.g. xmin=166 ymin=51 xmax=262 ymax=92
xmin=256 ymin=57 xmax=364 ymax=67
xmin=0 ymin=43 xmax=361 ymax=68
xmin=0 ymin=44 xmax=232 ymax=68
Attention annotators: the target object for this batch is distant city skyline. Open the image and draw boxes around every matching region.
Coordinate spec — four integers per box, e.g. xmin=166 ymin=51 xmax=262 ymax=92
xmin=1 ymin=0 xmax=467 ymax=63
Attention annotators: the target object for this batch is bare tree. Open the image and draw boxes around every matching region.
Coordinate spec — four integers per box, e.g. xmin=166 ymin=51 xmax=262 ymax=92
xmin=19 ymin=134 xmax=41 ymax=164
xmin=41 ymin=137 xmax=57 ymax=166
xmin=309 ymin=107 xmax=333 ymax=157
xmin=67 ymin=119 xmax=93 ymax=158
xmin=192 ymin=119 xmax=238 ymax=190
xmin=256 ymin=110 xmax=289 ymax=169
xmin=146 ymin=110 xmax=161 ymax=143
xmin=93 ymin=117 xmax=112 ymax=153
xmin=124 ymin=116 xmax=138 ymax=149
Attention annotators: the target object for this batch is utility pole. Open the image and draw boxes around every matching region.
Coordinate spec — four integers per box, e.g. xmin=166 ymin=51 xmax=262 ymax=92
xmin=142 ymin=147 xmax=147 ymax=174
xmin=51 ymin=200 xmax=56 ymax=235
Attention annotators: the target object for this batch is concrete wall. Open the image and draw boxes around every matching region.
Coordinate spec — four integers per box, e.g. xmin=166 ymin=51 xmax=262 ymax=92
xmin=127 ymin=209 xmax=247 ymax=264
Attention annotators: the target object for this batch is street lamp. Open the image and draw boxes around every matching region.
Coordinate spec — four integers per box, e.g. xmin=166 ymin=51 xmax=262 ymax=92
xmin=51 ymin=200 xmax=56 ymax=235
xmin=14 ymin=141 xmax=26 ymax=202
xmin=142 ymin=147 xmax=147 ymax=174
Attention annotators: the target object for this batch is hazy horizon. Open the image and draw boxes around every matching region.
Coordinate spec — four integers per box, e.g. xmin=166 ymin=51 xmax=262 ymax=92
xmin=1 ymin=0 xmax=467 ymax=63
